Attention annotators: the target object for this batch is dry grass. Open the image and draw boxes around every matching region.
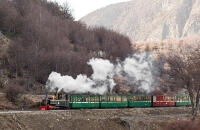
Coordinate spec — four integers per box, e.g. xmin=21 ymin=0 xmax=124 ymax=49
xmin=164 ymin=120 xmax=200 ymax=130
xmin=133 ymin=35 xmax=200 ymax=55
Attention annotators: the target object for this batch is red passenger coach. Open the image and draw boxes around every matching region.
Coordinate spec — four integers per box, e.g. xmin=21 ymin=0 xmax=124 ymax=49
xmin=152 ymin=95 xmax=175 ymax=107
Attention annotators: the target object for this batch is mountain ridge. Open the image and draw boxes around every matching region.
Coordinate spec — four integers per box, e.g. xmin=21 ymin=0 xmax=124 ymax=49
xmin=81 ymin=0 xmax=200 ymax=42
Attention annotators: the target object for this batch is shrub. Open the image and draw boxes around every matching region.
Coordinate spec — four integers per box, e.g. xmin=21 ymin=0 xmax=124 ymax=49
xmin=164 ymin=120 xmax=200 ymax=130
xmin=6 ymin=83 xmax=25 ymax=103
xmin=0 ymin=78 xmax=4 ymax=88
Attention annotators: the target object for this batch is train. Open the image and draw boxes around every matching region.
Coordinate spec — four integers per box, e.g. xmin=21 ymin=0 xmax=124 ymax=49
xmin=39 ymin=93 xmax=191 ymax=110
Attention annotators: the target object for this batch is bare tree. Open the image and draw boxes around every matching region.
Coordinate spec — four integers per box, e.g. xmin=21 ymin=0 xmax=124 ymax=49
xmin=165 ymin=44 xmax=200 ymax=119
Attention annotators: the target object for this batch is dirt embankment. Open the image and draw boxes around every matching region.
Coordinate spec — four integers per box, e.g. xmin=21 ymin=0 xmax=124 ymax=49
xmin=0 ymin=107 xmax=197 ymax=130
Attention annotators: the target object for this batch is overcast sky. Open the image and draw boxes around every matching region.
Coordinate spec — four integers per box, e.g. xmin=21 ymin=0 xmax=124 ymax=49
xmin=49 ymin=0 xmax=130 ymax=20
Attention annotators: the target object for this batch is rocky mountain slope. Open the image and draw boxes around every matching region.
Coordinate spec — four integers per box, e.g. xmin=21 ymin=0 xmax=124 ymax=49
xmin=81 ymin=0 xmax=200 ymax=42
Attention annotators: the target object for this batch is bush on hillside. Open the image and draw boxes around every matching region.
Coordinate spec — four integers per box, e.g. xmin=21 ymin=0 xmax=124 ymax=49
xmin=6 ymin=82 xmax=25 ymax=103
xmin=0 ymin=78 xmax=4 ymax=88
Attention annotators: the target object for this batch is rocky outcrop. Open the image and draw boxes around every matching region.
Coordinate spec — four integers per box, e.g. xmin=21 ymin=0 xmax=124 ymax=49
xmin=81 ymin=0 xmax=200 ymax=42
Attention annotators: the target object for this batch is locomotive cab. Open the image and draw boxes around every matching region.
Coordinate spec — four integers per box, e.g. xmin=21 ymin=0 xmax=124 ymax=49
xmin=39 ymin=99 xmax=53 ymax=110
xmin=40 ymin=92 xmax=70 ymax=110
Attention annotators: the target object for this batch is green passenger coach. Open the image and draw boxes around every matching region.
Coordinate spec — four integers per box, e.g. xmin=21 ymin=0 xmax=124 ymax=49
xmin=100 ymin=95 xmax=128 ymax=108
xmin=69 ymin=95 xmax=152 ymax=108
xmin=175 ymin=95 xmax=191 ymax=106
xmin=70 ymin=95 xmax=100 ymax=109
xmin=128 ymin=95 xmax=152 ymax=107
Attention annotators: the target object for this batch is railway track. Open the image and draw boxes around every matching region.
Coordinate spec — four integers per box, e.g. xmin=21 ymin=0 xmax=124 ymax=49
xmin=0 ymin=107 xmax=191 ymax=114
xmin=0 ymin=110 xmax=34 ymax=114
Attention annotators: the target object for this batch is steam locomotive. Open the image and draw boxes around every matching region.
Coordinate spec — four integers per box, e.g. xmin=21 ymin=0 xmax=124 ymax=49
xmin=39 ymin=92 xmax=191 ymax=110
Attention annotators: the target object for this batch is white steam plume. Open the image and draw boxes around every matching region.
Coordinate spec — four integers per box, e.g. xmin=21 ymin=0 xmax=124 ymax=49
xmin=47 ymin=58 xmax=115 ymax=95
xmin=46 ymin=52 xmax=159 ymax=94
xmin=118 ymin=52 xmax=157 ymax=93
